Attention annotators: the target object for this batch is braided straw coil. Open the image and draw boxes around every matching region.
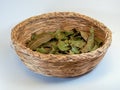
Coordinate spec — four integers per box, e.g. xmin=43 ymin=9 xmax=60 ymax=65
xmin=11 ymin=12 xmax=112 ymax=77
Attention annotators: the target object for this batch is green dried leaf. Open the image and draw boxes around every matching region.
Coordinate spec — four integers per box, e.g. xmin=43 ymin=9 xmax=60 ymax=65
xmin=55 ymin=30 xmax=67 ymax=40
xmin=28 ymin=32 xmax=53 ymax=50
xmin=43 ymin=40 xmax=57 ymax=47
xmin=64 ymin=30 xmax=74 ymax=36
xmin=69 ymin=39 xmax=86 ymax=48
xmin=91 ymin=44 xmax=98 ymax=51
xmin=69 ymin=50 xmax=74 ymax=54
xmin=81 ymin=27 xmax=95 ymax=53
xmin=57 ymin=40 xmax=70 ymax=51
xmin=49 ymin=41 xmax=58 ymax=54
xmin=36 ymin=47 xmax=49 ymax=54
xmin=80 ymin=31 xmax=89 ymax=41
xmin=95 ymin=37 xmax=103 ymax=46
xmin=71 ymin=46 xmax=79 ymax=54
xmin=74 ymin=36 xmax=82 ymax=40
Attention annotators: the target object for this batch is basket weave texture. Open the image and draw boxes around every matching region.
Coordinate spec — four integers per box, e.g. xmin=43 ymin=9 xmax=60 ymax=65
xmin=11 ymin=12 xmax=112 ymax=77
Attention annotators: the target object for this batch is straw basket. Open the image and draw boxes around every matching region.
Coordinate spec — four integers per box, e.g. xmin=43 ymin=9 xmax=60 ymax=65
xmin=11 ymin=12 xmax=112 ymax=77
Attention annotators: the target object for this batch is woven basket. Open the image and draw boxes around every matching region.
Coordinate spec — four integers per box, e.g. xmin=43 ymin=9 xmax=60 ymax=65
xmin=11 ymin=12 xmax=112 ymax=77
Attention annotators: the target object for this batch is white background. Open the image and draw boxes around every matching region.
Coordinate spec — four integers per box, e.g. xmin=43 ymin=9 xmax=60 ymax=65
xmin=0 ymin=0 xmax=120 ymax=90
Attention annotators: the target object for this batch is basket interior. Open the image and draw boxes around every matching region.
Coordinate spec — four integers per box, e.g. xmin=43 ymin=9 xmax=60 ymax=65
xmin=14 ymin=14 xmax=106 ymax=47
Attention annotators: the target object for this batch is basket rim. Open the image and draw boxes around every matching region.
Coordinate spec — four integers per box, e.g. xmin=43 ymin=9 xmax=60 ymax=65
xmin=11 ymin=12 xmax=112 ymax=62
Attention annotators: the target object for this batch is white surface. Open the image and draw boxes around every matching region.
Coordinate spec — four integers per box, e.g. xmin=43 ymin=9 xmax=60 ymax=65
xmin=0 ymin=0 xmax=120 ymax=90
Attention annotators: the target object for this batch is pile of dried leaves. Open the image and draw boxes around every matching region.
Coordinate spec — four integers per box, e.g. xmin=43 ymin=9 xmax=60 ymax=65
xmin=26 ymin=27 xmax=103 ymax=54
